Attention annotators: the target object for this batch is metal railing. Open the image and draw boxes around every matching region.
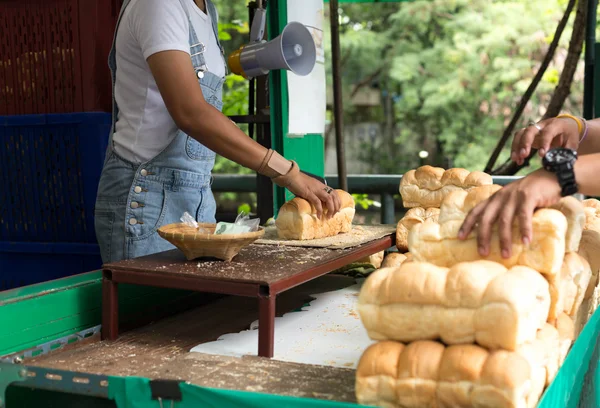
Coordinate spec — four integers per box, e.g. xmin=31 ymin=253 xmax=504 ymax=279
xmin=212 ymin=174 xmax=524 ymax=224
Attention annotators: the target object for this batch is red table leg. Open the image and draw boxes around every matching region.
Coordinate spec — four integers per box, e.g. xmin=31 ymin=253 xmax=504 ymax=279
xmin=258 ymin=294 xmax=276 ymax=358
xmin=101 ymin=272 xmax=119 ymax=341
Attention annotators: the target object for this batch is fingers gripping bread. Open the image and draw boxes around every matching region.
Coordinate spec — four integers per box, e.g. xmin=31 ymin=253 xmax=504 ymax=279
xmin=355 ymin=325 xmax=560 ymax=408
xmin=396 ymin=208 xmax=440 ymax=252
xmin=437 ymin=185 xmax=503 ymax=224
xmin=400 ymin=166 xmax=493 ymax=209
xmin=357 ymin=261 xmax=551 ymax=351
xmin=275 ymin=190 xmax=355 ymax=240
xmin=408 ymin=209 xmax=567 ymax=276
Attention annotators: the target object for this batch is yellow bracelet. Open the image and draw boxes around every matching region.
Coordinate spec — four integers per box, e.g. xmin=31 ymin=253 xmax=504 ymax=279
xmin=556 ymin=114 xmax=583 ymax=134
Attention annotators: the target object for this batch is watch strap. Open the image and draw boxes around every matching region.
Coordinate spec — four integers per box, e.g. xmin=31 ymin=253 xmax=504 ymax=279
xmin=556 ymin=167 xmax=578 ymax=196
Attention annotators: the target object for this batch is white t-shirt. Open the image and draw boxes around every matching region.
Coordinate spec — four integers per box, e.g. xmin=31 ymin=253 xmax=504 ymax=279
xmin=112 ymin=0 xmax=225 ymax=163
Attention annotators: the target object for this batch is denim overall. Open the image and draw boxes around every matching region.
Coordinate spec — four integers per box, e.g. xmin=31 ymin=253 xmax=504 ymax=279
xmin=94 ymin=0 xmax=225 ymax=263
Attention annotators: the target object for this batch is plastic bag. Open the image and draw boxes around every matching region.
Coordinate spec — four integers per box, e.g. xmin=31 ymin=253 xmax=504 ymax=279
xmin=180 ymin=212 xmax=198 ymax=228
xmin=214 ymin=210 xmax=260 ymax=235
xmin=180 ymin=212 xmax=210 ymax=233
xmin=234 ymin=210 xmax=260 ymax=232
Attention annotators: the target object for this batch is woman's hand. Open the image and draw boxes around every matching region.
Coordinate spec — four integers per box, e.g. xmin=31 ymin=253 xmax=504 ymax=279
xmin=458 ymin=169 xmax=562 ymax=258
xmin=272 ymin=163 xmax=341 ymax=219
xmin=286 ymin=172 xmax=342 ymax=220
xmin=512 ymin=117 xmax=580 ymax=165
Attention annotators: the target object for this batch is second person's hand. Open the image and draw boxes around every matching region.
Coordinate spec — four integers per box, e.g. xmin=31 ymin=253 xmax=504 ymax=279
xmin=511 ymin=117 xmax=581 ymax=165
xmin=457 ymin=169 xmax=562 ymax=258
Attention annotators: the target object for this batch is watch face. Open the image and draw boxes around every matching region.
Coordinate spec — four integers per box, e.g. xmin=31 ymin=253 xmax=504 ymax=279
xmin=544 ymin=148 xmax=577 ymax=166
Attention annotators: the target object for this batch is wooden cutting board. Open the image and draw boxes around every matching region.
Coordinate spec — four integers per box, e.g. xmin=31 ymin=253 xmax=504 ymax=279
xmin=254 ymin=224 xmax=396 ymax=249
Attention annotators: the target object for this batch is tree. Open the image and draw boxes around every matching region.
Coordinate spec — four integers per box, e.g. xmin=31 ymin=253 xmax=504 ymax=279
xmin=328 ymin=0 xmax=588 ymax=174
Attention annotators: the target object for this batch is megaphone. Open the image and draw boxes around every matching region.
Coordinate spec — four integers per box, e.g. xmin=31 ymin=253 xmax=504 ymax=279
xmin=228 ymin=21 xmax=317 ymax=79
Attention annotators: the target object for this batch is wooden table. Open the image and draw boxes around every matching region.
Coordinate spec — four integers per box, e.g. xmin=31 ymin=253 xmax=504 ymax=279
xmin=101 ymin=231 xmax=395 ymax=358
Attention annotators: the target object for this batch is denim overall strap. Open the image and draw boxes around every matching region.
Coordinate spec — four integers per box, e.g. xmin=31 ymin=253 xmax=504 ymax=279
xmin=205 ymin=0 xmax=228 ymax=74
xmin=178 ymin=0 xmax=227 ymax=78
xmin=107 ymin=0 xmax=133 ymax=149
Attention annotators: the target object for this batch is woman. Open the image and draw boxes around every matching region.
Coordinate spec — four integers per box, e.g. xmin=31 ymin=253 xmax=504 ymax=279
xmin=94 ymin=0 xmax=340 ymax=263
xmin=459 ymin=114 xmax=600 ymax=258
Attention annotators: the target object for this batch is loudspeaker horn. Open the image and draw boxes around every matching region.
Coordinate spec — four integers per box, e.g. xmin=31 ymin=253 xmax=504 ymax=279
xmin=228 ymin=21 xmax=317 ymax=79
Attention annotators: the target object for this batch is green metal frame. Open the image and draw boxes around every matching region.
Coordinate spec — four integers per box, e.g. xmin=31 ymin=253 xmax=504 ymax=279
xmin=268 ymin=0 xmax=327 ymax=209
xmin=268 ymin=0 xmax=288 ymax=215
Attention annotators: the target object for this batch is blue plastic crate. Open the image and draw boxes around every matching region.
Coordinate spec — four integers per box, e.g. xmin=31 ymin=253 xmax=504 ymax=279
xmin=0 ymin=242 xmax=102 ymax=290
xmin=0 ymin=113 xmax=111 ymax=243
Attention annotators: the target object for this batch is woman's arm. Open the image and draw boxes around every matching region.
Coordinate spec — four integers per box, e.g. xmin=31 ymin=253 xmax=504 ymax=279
xmin=146 ymin=50 xmax=341 ymax=218
xmin=572 ymin=152 xmax=600 ymax=194
xmin=148 ymin=50 xmax=269 ymax=172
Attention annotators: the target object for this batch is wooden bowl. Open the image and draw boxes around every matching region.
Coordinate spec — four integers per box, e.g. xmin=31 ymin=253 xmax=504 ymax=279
xmin=158 ymin=223 xmax=265 ymax=262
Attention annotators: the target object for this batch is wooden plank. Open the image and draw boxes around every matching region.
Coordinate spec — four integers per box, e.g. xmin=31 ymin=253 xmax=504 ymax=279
xmin=27 ymin=275 xmax=358 ymax=403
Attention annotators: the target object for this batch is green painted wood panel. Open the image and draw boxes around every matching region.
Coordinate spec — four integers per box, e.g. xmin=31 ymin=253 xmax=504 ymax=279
xmin=0 ymin=272 xmax=201 ymax=356
xmin=283 ymin=133 xmax=325 ymax=201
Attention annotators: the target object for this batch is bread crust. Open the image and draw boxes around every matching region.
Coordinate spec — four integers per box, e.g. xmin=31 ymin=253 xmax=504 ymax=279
xmin=396 ymin=208 xmax=440 ymax=251
xmin=400 ymin=166 xmax=493 ymax=208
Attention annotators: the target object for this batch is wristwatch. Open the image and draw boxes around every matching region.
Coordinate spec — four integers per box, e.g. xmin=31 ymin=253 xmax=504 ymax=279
xmin=542 ymin=148 xmax=578 ymax=197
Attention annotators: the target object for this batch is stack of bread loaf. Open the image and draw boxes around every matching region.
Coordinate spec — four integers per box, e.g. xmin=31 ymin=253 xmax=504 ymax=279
xmin=396 ymin=166 xmax=493 ymax=251
xmin=355 ymin=166 xmax=600 ymax=408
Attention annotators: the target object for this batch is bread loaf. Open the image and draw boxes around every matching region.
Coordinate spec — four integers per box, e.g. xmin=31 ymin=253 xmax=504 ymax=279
xmin=408 ymin=209 xmax=567 ymax=276
xmin=578 ymin=203 xmax=600 ymax=298
xmin=582 ymin=198 xmax=600 ymax=231
xmin=381 ymin=252 xmax=410 ymax=268
xmin=357 ymin=260 xmax=550 ymax=351
xmin=549 ymin=197 xmax=585 ymax=252
xmin=275 ymin=190 xmax=355 ymax=240
xmin=546 ymin=253 xmax=592 ymax=322
xmin=356 ymin=251 xmax=385 ymax=269
xmin=400 ymin=166 xmax=493 ymax=208
xmin=396 ymin=208 xmax=440 ymax=251
xmin=356 ymin=325 xmax=559 ymax=408
xmin=553 ymin=313 xmax=575 ymax=365
xmin=573 ymin=284 xmax=600 ymax=338
xmin=575 ymin=219 xmax=600 ymax=337
xmin=438 ymin=185 xmax=502 ymax=224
